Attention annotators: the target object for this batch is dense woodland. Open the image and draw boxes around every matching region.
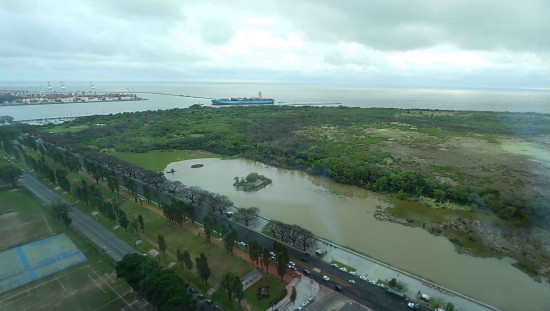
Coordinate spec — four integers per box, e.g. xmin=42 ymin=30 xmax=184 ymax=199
xmin=28 ymin=106 xmax=550 ymax=227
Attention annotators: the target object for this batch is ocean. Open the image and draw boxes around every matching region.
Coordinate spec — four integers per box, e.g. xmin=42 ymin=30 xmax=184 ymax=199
xmin=1 ymin=82 xmax=549 ymax=121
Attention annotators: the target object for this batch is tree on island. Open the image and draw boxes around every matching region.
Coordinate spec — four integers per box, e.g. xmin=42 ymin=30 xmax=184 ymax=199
xmin=233 ymin=172 xmax=272 ymax=192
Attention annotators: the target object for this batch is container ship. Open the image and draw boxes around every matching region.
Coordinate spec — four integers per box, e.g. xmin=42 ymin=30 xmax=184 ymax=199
xmin=211 ymin=92 xmax=274 ymax=105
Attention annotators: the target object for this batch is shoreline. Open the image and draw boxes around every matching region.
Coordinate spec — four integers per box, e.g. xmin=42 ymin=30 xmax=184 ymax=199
xmin=0 ymin=98 xmax=147 ymax=107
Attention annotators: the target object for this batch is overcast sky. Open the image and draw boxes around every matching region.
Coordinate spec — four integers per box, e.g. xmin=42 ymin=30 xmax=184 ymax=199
xmin=1 ymin=0 xmax=549 ymax=88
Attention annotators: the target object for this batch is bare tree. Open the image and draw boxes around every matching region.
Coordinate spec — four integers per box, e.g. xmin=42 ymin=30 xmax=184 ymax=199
xmin=165 ymin=180 xmax=184 ymax=195
xmin=212 ymin=194 xmax=233 ymax=215
xmin=287 ymin=224 xmax=301 ymax=246
xmin=297 ymin=227 xmax=316 ymax=251
xmin=235 ymin=207 xmax=260 ymax=226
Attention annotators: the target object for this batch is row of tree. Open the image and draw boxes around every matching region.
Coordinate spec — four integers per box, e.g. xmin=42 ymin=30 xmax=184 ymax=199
xmin=264 ymin=220 xmax=315 ymax=251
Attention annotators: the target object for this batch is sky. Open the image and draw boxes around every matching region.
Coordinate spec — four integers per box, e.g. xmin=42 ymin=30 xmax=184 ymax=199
xmin=1 ymin=0 xmax=549 ymax=88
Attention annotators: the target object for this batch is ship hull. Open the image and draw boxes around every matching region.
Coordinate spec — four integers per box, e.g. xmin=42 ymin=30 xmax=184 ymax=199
xmin=211 ymin=99 xmax=274 ymax=105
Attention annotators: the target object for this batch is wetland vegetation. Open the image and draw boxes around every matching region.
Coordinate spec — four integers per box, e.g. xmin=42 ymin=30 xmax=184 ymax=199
xmin=32 ymin=105 xmax=550 ymax=279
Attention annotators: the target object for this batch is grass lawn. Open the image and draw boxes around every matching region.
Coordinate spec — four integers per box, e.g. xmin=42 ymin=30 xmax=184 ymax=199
xmin=110 ymin=150 xmax=219 ymax=171
xmin=0 ymin=188 xmax=53 ymax=250
xmin=243 ymin=274 xmax=287 ymax=310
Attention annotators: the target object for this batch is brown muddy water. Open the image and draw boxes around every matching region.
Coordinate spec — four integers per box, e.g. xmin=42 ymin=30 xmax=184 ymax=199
xmin=165 ymin=158 xmax=550 ymax=311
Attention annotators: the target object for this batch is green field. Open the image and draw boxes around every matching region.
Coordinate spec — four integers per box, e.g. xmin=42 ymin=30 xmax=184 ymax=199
xmin=110 ymin=150 xmax=219 ymax=171
xmin=243 ymin=274 xmax=287 ymax=310
xmin=0 ymin=188 xmax=53 ymax=250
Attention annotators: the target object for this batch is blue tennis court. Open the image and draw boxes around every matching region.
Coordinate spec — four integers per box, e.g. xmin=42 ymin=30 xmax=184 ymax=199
xmin=0 ymin=234 xmax=87 ymax=294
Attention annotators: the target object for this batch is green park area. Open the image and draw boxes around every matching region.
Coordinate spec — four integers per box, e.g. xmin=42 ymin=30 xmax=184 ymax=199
xmin=4 ymin=146 xmax=285 ymax=311
xmin=110 ymin=150 xmax=218 ymax=171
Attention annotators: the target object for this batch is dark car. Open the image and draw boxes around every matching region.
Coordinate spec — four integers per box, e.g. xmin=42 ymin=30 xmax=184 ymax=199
xmin=196 ymin=294 xmax=204 ymax=300
xmin=334 ymin=285 xmax=342 ymax=291
xmin=205 ymin=299 xmax=212 ymax=305
xmin=303 ymin=268 xmax=311 ymax=275
xmin=188 ymin=287 xmax=196 ymax=293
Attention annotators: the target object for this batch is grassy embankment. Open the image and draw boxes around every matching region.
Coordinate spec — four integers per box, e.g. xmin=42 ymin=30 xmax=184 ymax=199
xmin=110 ymin=150 xmax=219 ymax=171
xmin=10 ymin=148 xmax=283 ymax=311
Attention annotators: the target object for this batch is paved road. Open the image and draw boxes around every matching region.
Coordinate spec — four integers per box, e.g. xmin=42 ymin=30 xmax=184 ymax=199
xmin=20 ymin=173 xmax=139 ymax=261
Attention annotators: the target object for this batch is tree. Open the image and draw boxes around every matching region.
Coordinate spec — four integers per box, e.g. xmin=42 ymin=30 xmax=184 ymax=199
xmin=276 ymin=253 xmax=287 ymax=279
xmin=248 ymin=240 xmax=260 ymax=267
xmin=195 ymin=253 xmax=211 ymax=284
xmin=138 ymin=214 xmax=145 ymax=232
xmin=158 ymin=234 xmax=167 ymax=256
xmin=235 ymin=207 xmax=260 ymax=227
xmin=233 ymin=274 xmax=244 ymax=305
xmin=223 ymin=229 xmax=238 ymax=254
xmin=296 ymin=227 xmax=315 ymax=251
xmin=176 ymin=249 xmax=184 ymax=268
xmin=115 ymin=254 xmax=196 ymax=311
xmin=51 ymin=202 xmax=72 ymax=226
xmin=211 ymin=194 xmax=233 ymax=215
xmin=287 ymin=224 xmax=301 ymax=246
xmin=220 ymin=272 xmax=235 ymax=299
xmin=388 ymin=278 xmax=397 ymax=288
xmin=130 ymin=218 xmax=140 ymax=238
xmin=0 ymin=161 xmax=22 ymax=187
xmin=118 ymin=209 xmax=129 ymax=230
xmin=55 ymin=168 xmax=71 ymax=193
xmin=262 ymin=248 xmax=270 ymax=273
xmin=183 ymin=250 xmax=193 ymax=271
xmin=446 ymin=302 xmax=455 ymax=311
xmin=124 ymin=176 xmax=137 ymax=198
xmin=434 ymin=189 xmax=446 ymax=202
xmin=0 ymin=125 xmax=20 ymax=143
xmin=203 ymin=216 xmax=214 ymax=242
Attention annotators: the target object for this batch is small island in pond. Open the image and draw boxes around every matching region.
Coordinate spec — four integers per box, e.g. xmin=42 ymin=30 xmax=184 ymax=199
xmin=234 ymin=172 xmax=272 ymax=192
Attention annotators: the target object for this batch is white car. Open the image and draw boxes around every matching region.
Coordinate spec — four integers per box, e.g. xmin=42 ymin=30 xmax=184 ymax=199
xmin=369 ymin=280 xmax=376 ymax=285
xmin=331 ymin=263 xmax=338 ymax=268
xmin=348 ymin=279 xmax=356 ymax=285
xmin=339 ymin=267 xmax=348 ymax=272
xmin=288 ymin=261 xmax=295 ymax=266
xmin=349 ymin=271 xmax=356 ymax=276
xmin=322 ymin=275 xmax=330 ymax=281
xmin=359 ymin=275 xmax=367 ymax=281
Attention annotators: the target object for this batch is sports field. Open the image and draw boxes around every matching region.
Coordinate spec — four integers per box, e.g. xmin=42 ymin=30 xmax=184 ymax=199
xmin=0 ymin=187 xmax=153 ymax=311
xmin=0 ymin=262 xmax=152 ymax=311
xmin=0 ymin=234 xmax=87 ymax=294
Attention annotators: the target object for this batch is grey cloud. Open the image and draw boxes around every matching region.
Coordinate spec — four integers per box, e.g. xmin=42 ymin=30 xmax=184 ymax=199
xmin=275 ymin=0 xmax=549 ymax=52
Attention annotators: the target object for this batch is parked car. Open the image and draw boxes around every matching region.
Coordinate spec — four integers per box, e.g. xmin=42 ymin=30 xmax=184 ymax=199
xmin=407 ymin=302 xmax=420 ymax=310
xmin=334 ymin=284 xmax=342 ymax=291
xmin=303 ymin=268 xmax=311 ymax=275
xmin=322 ymin=275 xmax=330 ymax=281
xmin=339 ymin=267 xmax=347 ymax=272
xmin=331 ymin=263 xmax=338 ymax=268
xmin=196 ymin=294 xmax=204 ymax=300
xmin=348 ymin=279 xmax=356 ymax=285
xmin=349 ymin=271 xmax=356 ymax=276
xmin=359 ymin=275 xmax=367 ymax=281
